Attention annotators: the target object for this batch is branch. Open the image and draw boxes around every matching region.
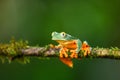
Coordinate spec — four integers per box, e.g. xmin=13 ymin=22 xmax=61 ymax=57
xmin=0 ymin=39 xmax=120 ymax=63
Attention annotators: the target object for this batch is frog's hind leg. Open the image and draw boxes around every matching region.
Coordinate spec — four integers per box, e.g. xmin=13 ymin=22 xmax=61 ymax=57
xmin=59 ymin=47 xmax=68 ymax=58
xmin=81 ymin=41 xmax=91 ymax=56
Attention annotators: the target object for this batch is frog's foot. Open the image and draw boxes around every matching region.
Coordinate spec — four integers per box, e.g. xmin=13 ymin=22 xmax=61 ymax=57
xmin=60 ymin=58 xmax=73 ymax=68
xmin=59 ymin=48 xmax=68 ymax=58
xmin=70 ymin=50 xmax=78 ymax=58
xmin=81 ymin=41 xmax=91 ymax=56
xmin=49 ymin=44 xmax=55 ymax=48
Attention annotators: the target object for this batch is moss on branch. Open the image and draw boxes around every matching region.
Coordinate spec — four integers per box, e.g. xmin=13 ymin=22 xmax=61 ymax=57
xmin=0 ymin=39 xmax=120 ymax=63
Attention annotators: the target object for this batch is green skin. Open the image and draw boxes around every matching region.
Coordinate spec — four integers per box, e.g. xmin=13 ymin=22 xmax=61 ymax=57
xmin=51 ymin=32 xmax=82 ymax=53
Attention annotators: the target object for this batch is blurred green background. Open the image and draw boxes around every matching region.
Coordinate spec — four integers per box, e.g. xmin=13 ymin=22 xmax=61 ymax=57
xmin=0 ymin=0 xmax=120 ymax=80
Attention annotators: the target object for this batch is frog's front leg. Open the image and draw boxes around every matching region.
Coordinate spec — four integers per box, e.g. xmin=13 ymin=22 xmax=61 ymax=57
xmin=70 ymin=39 xmax=81 ymax=58
xmin=59 ymin=47 xmax=68 ymax=58
xmin=70 ymin=50 xmax=78 ymax=58
xmin=53 ymin=44 xmax=68 ymax=58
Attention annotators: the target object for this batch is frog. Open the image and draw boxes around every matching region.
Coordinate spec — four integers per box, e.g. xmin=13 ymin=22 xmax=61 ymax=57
xmin=51 ymin=31 xmax=91 ymax=58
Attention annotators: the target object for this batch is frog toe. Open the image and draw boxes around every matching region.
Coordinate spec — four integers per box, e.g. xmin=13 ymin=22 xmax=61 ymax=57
xmin=59 ymin=51 xmax=64 ymax=58
xmin=70 ymin=53 xmax=78 ymax=58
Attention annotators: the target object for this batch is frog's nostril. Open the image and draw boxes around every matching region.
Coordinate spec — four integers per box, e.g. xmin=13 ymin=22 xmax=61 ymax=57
xmin=51 ymin=32 xmax=55 ymax=36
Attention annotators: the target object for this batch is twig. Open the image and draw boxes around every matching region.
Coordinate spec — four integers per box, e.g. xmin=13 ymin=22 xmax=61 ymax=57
xmin=0 ymin=39 xmax=120 ymax=63
xmin=21 ymin=47 xmax=120 ymax=59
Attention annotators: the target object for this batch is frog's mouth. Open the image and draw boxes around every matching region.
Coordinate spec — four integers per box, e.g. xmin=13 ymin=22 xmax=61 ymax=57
xmin=55 ymin=40 xmax=67 ymax=43
xmin=55 ymin=40 xmax=74 ymax=44
xmin=52 ymin=37 xmax=66 ymax=41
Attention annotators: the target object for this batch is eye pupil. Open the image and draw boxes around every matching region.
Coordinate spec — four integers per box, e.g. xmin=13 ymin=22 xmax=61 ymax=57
xmin=62 ymin=33 xmax=65 ymax=36
xmin=61 ymin=32 xmax=66 ymax=37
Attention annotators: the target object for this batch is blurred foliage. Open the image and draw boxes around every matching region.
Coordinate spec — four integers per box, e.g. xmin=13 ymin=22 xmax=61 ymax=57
xmin=0 ymin=0 xmax=120 ymax=80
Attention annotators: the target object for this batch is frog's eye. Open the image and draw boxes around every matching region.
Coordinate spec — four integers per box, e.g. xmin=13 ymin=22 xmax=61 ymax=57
xmin=61 ymin=32 xmax=66 ymax=37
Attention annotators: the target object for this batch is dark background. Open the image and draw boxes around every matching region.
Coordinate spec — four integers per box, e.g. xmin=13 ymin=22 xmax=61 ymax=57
xmin=0 ymin=0 xmax=120 ymax=80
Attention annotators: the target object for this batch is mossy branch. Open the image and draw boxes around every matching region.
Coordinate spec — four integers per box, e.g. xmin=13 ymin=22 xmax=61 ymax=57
xmin=0 ymin=39 xmax=120 ymax=63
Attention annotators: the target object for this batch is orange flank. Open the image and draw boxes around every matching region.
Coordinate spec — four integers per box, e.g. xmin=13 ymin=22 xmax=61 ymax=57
xmin=56 ymin=40 xmax=77 ymax=49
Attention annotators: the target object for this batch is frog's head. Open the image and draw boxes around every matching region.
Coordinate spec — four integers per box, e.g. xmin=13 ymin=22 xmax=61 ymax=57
xmin=51 ymin=32 xmax=75 ymax=40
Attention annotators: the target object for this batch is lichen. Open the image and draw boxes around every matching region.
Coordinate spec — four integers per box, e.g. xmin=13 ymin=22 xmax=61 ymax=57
xmin=0 ymin=38 xmax=29 ymax=63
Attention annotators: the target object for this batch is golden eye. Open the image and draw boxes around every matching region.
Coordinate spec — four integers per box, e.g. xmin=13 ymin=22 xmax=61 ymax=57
xmin=61 ymin=32 xmax=66 ymax=37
